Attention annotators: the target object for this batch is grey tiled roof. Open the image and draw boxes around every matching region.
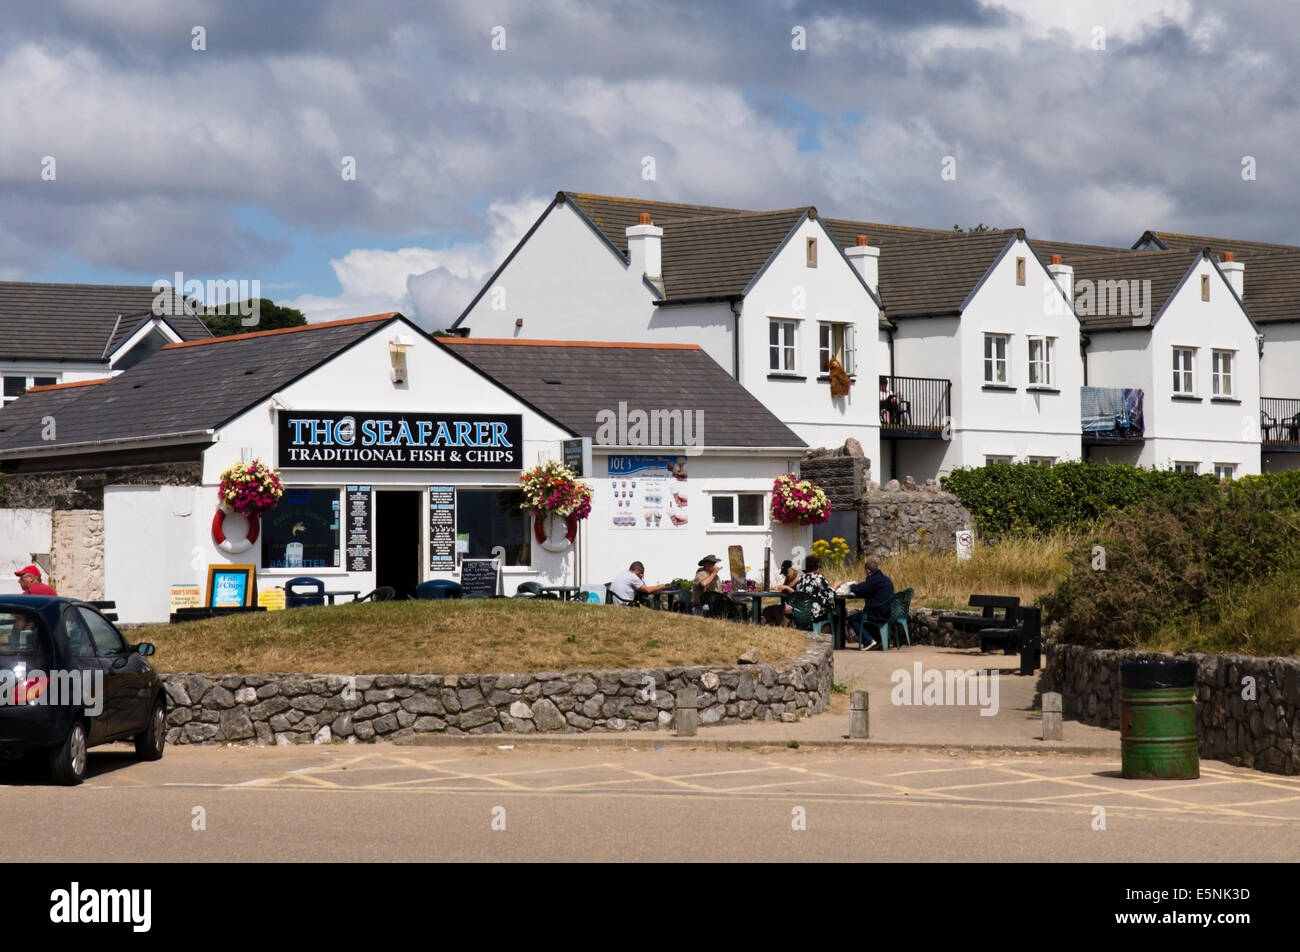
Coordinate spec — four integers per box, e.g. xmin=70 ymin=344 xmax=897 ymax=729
xmin=875 ymin=230 xmax=1020 ymax=317
xmin=441 ymin=339 xmax=806 ymax=449
xmin=1140 ymin=231 xmax=1300 ymax=257
xmin=1031 ymin=238 xmax=1133 ymax=264
xmin=0 ymin=282 xmax=210 ymax=362
xmin=1068 ymin=252 xmax=1201 ymax=330
xmin=658 ymin=209 xmax=811 ymax=301
xmin=562 ymin=192 xmax=746 ymax=255
xmin=0 ymin=314 xmax=400 ymax=456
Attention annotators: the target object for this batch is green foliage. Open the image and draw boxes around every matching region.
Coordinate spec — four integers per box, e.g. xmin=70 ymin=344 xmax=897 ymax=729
xmin=941 ymin=461 xmax=1222 ymax=537
xmin=196 ymin=299 xmax=308 ymax=337
xmin=1039 ymin=480 xmax=1300 ymax=652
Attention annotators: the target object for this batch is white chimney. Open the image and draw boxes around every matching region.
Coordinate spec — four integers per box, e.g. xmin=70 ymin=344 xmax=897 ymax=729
xmin=626 ymin=212 xmax=663 ymax=282
xmin=845 ymin=235 xmax=880 ymax=294
xmin=1221 ymin=251 xmax=1245 ymax=298
xmin=1047 ymin=254 xmax=1074 ymax=303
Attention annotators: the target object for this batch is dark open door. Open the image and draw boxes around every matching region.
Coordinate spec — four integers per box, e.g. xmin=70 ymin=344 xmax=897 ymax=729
xmin=375 ymin=490 xmax=421 ymax=599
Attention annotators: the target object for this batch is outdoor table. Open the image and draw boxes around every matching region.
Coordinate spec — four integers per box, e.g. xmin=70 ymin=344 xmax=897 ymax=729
xmin=745 ymin=590 xmax=789 ymax=626
xmin=323 ymin=590 xmax=361 ymax=605
xmin=539 ymin=585 xmax=584 ymax=602
xmin=832 ymin=595 xmax=871 ymax=650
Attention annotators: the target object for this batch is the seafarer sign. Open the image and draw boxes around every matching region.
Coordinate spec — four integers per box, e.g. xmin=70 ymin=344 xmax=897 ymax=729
xmin=277 ymin=412 xmax=522 ymax=470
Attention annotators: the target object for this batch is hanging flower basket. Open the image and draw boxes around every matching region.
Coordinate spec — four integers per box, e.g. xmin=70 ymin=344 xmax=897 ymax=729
xmin=770 ymin=474 xmax=831 ymax=525
xmin=218 ymin=459 xmax=285 ymax=518
xmin=520 ymin=459 xmax=593 ymax=550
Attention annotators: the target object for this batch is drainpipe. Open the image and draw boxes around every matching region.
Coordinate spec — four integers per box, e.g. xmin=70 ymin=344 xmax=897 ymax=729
xmin=730 ymin=300 xmax=742 ymax=379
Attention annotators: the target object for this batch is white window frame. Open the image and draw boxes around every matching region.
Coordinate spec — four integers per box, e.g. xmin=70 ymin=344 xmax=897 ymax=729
xmin=1214 ymin=463 xmax=1236 ymax=482
xmin=1172 ymin=347 xmax=1196 ymax=395
xmin=1173 ymin=461 xmax=1199 ymax=474
xmin=1211 ymin=349 xmax=1234 ymax=397
xmin=984 ymin=334 xmax=1010 ymax=384
xmin=768 ymin=318 xmax=799 ymax=374
xmin=708 ymin=491 xmax=768 ymax=530
xmin=984 ymin=455 xmax=1014 ymax=466
xmin=2 ymin=373 xmax=60 ymax=405
xmin=1027 ymin=336 xmax=1055 ymax=387
xmin=1027 ymin=456 xmax=1056 ymax=467
xmin=818 ymin=322 xmax=856 ymax=376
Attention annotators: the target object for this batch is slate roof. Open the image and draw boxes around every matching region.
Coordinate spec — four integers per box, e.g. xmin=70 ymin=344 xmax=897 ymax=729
xmin=440 ymin=338 xmax=806 ymax=449
xmin=562 ymin=192 xmax=745 ymax=255
xmin=657 ymin=208 xmax=812 ymax=301
xmin=0 ymin=282 xmax=211 ymax=362
xmin=1067 ymin=252 xmax=1202 ymax=330
xmin=874 ymin=230 xmax=1021 ymax=317
xmin=0 ymin=314 xmax=401 ymax=457
xmin=1136 ymin=231 xmax=1300 ymax=258
xmin=1031 ymin=238 xmax=1133 ymax=264
xmin=1225 ymin=251 xmax=1300 ymax=324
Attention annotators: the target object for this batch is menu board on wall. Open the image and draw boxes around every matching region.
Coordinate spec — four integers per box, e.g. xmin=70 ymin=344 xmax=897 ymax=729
xmin=345 ymin=486 xmax=373 ymax=572
xmin=607 ymin=455 xmax=689 ymax=529
xmin=429 ymin=486 xmax=456 ymax=572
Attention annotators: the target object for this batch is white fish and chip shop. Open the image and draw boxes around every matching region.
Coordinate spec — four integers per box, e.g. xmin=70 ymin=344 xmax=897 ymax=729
xmin=0 ymin=316 xmax=810 ymax=623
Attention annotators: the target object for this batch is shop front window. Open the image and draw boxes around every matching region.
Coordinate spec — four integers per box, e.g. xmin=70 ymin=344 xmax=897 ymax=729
xmin=262 ymin=488 xmax=341 ymax=569
xmin=457 ymin=488 xmax=531 ymax=566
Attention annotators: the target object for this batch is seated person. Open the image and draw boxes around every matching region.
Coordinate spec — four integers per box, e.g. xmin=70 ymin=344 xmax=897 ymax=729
xmin=845 ymin=559 xmax=895 ymax=650
xmin=763 ymin=559 xmax=801 ymax=626
xmin=691 ymin=554 xmax=742 ymax=618
xmin=785 ymin=555 xmax=834 ymax=628
xmin=609 ymin=561 xmax=666 ymax=606
xmin=879 ymin=377 xmax=901 ymax=424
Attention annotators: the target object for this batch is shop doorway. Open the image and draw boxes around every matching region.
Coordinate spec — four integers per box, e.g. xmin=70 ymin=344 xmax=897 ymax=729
xmin=376 ymin=490 xmax=422 ymax=599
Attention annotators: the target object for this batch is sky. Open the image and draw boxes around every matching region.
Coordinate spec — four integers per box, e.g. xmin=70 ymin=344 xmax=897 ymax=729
xmin=2 ymin=0 xmax=1297 ymax=330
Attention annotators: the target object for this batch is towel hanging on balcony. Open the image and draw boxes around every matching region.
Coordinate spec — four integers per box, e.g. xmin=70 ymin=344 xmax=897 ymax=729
xmin=828 ymin=356 xmax=851 ymax=398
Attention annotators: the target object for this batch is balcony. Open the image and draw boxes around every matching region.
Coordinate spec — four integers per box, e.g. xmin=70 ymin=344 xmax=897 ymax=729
xmin=1081 ymin=386 xmax=1144 ymax=444
xmin=879 ymin=375 xmax=951 ymax=439
xmin=1262 ymin=398 xmax=1300 ymax=450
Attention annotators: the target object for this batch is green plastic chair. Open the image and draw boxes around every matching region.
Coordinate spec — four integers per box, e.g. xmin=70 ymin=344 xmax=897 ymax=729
xmin=857 ymin=588 xmax=913 ymax=649
xmin=787 ymin=592 xmax=838 ymax=640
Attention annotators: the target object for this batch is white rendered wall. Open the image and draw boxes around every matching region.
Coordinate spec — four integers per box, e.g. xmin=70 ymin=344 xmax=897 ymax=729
xmin=0 ymin=508 xmax=53 ymax=594
xmin=1259 ymin=324 xmax=1300 ymax=398
xmin=103 ymin=485 xmax=206 ymax=624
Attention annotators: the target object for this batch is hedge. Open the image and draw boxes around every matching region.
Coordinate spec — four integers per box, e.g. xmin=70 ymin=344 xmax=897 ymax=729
xmin=940 ymin=462 xmax=1300 ymax=537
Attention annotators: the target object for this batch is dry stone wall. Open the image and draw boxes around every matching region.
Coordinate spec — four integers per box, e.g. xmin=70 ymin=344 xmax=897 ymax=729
xmin=159 ymin=637 xmax=834 ymax=745
xmin=860 ymin=482 xmax=970 ymax=558
xmin=51 ymin=509 xmax=104 ymax=601
xmin=1048 ymin=645 xmax=1300 ymax=776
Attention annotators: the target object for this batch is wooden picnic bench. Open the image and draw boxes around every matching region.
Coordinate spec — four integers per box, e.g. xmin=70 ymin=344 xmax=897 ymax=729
xmin=939 ymin=594 xmax=1020 ymax=634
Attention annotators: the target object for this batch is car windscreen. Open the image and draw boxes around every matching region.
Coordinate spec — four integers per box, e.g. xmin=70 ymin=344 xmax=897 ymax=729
xmin=0 ymin=610 xmax=50 ymax=663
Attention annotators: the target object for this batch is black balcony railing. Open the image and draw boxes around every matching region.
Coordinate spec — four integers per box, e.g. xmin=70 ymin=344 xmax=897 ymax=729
xmin=1262 ymin=397 xmax=1300 ymax=448
xmin=879 ymin=375 xmax=950 ymax=439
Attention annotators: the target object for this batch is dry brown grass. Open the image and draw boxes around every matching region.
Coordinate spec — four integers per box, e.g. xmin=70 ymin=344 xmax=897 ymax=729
xmin=134 ymin=599 xmax=812 ymax=675
xmin=820 ymin=533 xmax=1079 ymax=610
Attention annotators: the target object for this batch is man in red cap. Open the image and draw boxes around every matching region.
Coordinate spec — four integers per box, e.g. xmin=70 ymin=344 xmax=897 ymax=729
xmin=15 ymin=565 xmax=57 ymax=596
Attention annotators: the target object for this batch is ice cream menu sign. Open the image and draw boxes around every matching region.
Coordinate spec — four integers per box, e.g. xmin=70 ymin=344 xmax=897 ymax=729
xmin=607 ymin=455 xmax=688 ymax=530
xmin=345 ymin=486 xmax=372 ymax=572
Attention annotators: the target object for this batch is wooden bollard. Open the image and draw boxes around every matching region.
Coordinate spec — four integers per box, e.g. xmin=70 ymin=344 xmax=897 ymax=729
xmin=676 ymin=686 xmax=698 ymax=737
xmin=850 ymin=690 xmax=869 ymax=739
xmin=1042 ymin=691 xmax=1063 ymax=741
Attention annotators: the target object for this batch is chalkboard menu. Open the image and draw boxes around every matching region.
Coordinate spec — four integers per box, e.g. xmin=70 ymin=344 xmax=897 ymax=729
xmin=429 ymin=486 xmax=456 ymax=572
xmin=563 ymin=438 xmax=586 ymax=477
xmin=345 ymin=486 xmax=372 ymax=572
xmin=458 ymin=558 xmax=500 ymax=598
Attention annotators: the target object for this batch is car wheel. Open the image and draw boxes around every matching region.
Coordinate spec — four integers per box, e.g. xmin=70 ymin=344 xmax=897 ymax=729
xmin=49 ymin=720 xmax=87 ymax=786
xmin=135 ymin=700 xmax=166 ymax=761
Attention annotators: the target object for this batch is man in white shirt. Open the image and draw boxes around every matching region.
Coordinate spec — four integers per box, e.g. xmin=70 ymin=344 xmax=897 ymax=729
xmin=609 ymin=561 xmax=666 ymax=606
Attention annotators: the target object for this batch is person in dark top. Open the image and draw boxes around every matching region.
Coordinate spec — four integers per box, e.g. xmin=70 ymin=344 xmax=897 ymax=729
xmin=845 ymin=559 xmax=894 ymax=650
xmin=785 ymin=555 xmax=835 ymax=627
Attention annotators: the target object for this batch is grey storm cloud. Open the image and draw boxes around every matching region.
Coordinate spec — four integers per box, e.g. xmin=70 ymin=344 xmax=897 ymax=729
xmin=0 ymin=0 xmax=1298 ymax=313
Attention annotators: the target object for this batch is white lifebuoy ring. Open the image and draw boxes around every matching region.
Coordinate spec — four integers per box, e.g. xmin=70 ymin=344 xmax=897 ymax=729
xmin=212 ymin=506 xmax=260 ymax=554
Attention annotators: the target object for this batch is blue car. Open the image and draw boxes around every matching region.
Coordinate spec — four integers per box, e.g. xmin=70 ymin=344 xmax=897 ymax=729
xmin=0 ymin=596 xmax=166 ymax=785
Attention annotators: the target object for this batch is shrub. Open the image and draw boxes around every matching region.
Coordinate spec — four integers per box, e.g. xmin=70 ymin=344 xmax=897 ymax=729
xmin=1039 ymin=480 xmax=1300 ymax=650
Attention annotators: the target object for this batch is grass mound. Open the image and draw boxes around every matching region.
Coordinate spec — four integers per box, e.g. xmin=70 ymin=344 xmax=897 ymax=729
xmin=133 ymin=599 xmax=813 ymax=675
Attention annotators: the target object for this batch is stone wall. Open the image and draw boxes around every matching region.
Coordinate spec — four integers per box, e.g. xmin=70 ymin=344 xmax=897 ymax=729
xmin=51 ymin=509 xmax=104 ymax=601
xmin=159 ymin=637 xmax=834 ymax=745
xmin=1 ymin=463 xmax=201 ymax=509
xmin=906 ymin=608 xmax=981 ymax=649
xmin=860 ymin=481 xmax=971 ymax=558
xmin=1048 ymin=645 xmax=1300 ymax=775
xmin=799 ymin=454 xmax=867 ymax=510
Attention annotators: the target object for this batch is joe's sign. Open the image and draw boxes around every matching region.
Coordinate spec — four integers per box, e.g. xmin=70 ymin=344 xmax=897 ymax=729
xmin=277 ymin=411 xmax=522 ymax=470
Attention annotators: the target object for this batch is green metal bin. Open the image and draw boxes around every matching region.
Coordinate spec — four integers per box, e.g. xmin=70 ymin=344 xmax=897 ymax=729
xmin=1119 ymin=659 xmax=1199 ymax=780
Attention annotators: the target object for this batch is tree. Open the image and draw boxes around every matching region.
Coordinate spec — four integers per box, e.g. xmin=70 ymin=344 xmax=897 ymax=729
xmin=194 ymin=299 xmax=308 ymax=337
xmin=953 ymin=224 xmax=991 ymax=233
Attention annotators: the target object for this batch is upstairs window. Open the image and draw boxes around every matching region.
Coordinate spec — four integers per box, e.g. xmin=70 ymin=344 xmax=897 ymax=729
xmin=1172 ymin=347 xmax=1195 ymax=394
xmin=1201 ymin=274 xmax=1210 ymax=301
xmin=1211 ymin=350 xmax=1234 ymax=397
xmin=1027 ymin=336 xmax=1055 ymax=387
xmin=818 ymin=323 xmax=855 ymax=375
xmin=769 ymin=319 xmax=798 ymax=373
xmin=1015 ymin=257 xmax=1026 ymax=286
xmin=984 ymin=334 xmax=1010 ymax=384
xmin=806 ymin=237 xmax=818 ymax=268
xmin=2 ymin=374 xmax=58 ymax=405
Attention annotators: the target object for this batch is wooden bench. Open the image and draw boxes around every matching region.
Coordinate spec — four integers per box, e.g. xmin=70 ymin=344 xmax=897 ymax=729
xmin=88 ymin=600 xmax=118 ymax=623
xmin=940 ymin=594 xmax=1020 ymax=635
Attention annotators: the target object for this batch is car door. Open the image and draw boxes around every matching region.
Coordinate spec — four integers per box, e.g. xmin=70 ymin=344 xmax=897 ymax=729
xmin=59 ymin=606 xmax=112 ymax=744
xmin=79 ymin=606 xmax=148 ymax=738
